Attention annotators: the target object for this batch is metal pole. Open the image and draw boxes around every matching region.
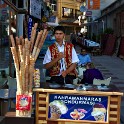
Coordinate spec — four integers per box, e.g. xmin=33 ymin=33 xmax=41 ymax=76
xmin=102 ymin=20 xmax=104 ymax=33
xmin=9 ymin=7 xmax=12 ymax=76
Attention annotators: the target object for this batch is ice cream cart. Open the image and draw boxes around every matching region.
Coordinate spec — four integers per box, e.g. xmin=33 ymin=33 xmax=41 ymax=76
xmin=33 ymin=84 xmax=123 ymax=124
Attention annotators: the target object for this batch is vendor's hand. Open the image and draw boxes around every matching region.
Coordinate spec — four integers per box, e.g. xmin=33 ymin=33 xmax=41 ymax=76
xmin=61 ymin=70 xmax=68 ymax=77
xmin=58 ymin=52 xmax=65 ymax=60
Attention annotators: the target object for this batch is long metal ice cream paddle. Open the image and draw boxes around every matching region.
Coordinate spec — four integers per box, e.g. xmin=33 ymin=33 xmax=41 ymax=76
xmin=64 ymin=77 xmax=66 ymax=85
xmin=61 ymin=58 xmax=66 ymax=86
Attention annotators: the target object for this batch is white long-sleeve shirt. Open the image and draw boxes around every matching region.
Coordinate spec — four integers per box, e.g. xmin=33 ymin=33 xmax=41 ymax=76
xmin=43 ymin=41 xmax=79 ymax=76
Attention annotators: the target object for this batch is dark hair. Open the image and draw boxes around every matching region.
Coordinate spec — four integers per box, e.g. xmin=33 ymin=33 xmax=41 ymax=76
xmin=85 ymin=62 xmax=95 ymax=69
xmin=53 ymin=26 xmax=65 ymax=34
xmin=1 ymin=70 xmax=7 ymax=78
xmin=81 ymin=48 xmax=86 ymax=52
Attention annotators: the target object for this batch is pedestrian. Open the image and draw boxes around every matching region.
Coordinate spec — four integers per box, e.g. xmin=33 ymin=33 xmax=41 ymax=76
xmin=70 ymin=31 xmax=77 ymax=48
xmin=78 ymin=48 xmax=91 ymax=66
xmin=43 ymin=26 xmax=79 ymax=85
xmin=81 ymin=62 xmax=104 ymax=84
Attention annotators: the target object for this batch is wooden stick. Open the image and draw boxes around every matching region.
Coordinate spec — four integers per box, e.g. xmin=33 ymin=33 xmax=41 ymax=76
xmin=34 ymin=30 xmax=48 ymax=61
xmin=30 ymin=29 xmax=36 ymax=52
xmin=34 ymin=23 xmax=38 ymax=29
xmin=18 ymin=45 xmax=23 ymax=62
xmin=16 ymin=36 xmax=21 ymax=46
xmin=20 ymin=61 xmax=25 ymax=93
xmin=40 ymin=31 xmax=48 ymax=49
xmin=18 ymin=45 xmax=24 ymax=93
xmin=38 ymin=29 xmax=48 ymax=49
xmin=10 ymin=24 xmax=49 ymax=95
xmin=10 ymin=35 xmax=16 ymax=47
xmin=25 ymin=38 xmax=30 ymax=52
xmin=29 ymin=58 xmax=35 ymax=93
xmin=30 ymin=23 xmax=38 ymax=52
xmin=25 ymin=56 xmax=29 ymax=94
xmin=30 ymin=27 xmax=34 ymax=51
xmin=11 ymin=47 xmax=21 ymax=93
xmin=32 ymin=30 xmax=43 ymax=57
xmin=19 ymin=36 xmax=23 ymax=45
xmin=10 ymin=47 xmax=19 ymax=70
xmin=34 ymin=31 xmax=43 ymax=47
xmin=15 ymin=36 xmax=21 ymax=62
xmin=21 ymin=38 xmax=25 ymax=48
xmin=34 ymin=48 xmax=40 ymax=61
xmin=23 ymin=46 xmax=26 ymax=64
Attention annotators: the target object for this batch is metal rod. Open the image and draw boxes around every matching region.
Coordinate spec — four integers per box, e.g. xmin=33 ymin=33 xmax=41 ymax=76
xmin=64 ymin=77 xmax=66 ymax=85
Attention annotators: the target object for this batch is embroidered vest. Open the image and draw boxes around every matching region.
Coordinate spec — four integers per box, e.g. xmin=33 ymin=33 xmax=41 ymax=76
xmin=49 ymin=42 xmax=76 ymax=76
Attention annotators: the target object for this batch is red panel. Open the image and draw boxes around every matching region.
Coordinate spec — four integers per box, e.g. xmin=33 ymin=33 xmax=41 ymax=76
xmin=87 ymin=0 xmax=100 ymax=10
xmin=118 ymin=37 xmax=124 ymax=57
xmin=101 ymin=34 xmax=109 ymax=51
xmin=103 ymin=34 xmax=116 ymax=55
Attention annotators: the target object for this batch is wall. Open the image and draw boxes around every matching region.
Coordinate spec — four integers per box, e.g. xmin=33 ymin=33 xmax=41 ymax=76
xmin=57 ymin=0 xmax=81 ymax=21
xmin=101 ymin=1 xmax=124 ymax=37
xmin=57 ymin=0 xmax=82 ymax=34
xmin=91 ymin=0 xmax=117 ymax=20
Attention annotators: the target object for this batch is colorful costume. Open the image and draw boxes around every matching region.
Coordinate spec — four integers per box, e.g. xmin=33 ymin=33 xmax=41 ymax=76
xmin=49 ymin=42 xmax=76 ymax=76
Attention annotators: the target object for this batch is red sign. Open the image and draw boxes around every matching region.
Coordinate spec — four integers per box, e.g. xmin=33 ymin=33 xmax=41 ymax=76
xmin=87 ymin=0 xmax=100 ymax=10
xmin=0 ymin=3 xmax=7 ymax=8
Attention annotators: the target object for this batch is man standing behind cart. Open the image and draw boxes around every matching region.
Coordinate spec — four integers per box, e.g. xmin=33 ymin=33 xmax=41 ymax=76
xmin=43 ymin=26 xmax=79 ymax=85
xmin=78 ymin=48 xmax=91 ymax=66
xmin=70 ymin=31 xmax=77 ymax=48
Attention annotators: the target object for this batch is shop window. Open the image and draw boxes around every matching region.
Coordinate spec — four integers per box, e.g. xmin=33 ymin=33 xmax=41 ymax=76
xmin=62 ymin=7 xmax=73 ymax=18
xmin=50 ymin=0 xmax=56 ymax=4
xmin=49 ymin=3 xmax=56 ymax=11
xmin=12 ymin=0 xmax=16 ymax=6
xmin=49 ymin=0 xmax=57 ymax=11
xmin=11 ymin=0 xmax=24 ymax=8
xmin=18 ymin=0 xmax=23 ymax=8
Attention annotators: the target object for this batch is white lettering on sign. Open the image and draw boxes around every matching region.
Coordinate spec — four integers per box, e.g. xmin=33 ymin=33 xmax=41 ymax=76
xmin=54 ymin=95 xmax=102 ymax=106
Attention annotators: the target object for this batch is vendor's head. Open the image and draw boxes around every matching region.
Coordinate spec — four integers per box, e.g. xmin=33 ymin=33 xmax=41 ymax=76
xmin=53 ymin=26 xmax=65 ymax=43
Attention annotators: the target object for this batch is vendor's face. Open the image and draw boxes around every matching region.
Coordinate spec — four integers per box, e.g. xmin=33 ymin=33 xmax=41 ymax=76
xmin=54 ymin=30 xmax=65 ymax=42
xmin=81 ymin=50 xmax=86 ymax=55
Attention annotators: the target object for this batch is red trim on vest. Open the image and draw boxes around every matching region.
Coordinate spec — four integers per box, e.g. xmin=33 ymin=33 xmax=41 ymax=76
xmin=49 ymin=42 xmax=76 ymax=76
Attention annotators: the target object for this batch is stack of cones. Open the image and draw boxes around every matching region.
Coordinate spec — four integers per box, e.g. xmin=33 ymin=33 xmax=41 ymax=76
xmin=10 ymin=23 xmax=48 ymax=116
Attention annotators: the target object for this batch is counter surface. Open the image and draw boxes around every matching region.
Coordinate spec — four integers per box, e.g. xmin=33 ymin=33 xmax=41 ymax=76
xmin=33 ymin=83 xmax=123 ymax=96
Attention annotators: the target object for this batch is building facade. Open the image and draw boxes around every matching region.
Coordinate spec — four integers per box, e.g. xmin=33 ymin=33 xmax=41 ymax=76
xmin=0 ymin=0 xmax=8 ymax=46
xmin=58 ymin=0 xmax=83 ymax=35
xmin=46 ymin=0 xmax=83 ymax=37
xmin=86 ymin=0 xmax=124 ymax=40
xmin=85 ymin=0 xmax=124 ymax=58
xmin=100 ymin=0 xmax=124 ymax=37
